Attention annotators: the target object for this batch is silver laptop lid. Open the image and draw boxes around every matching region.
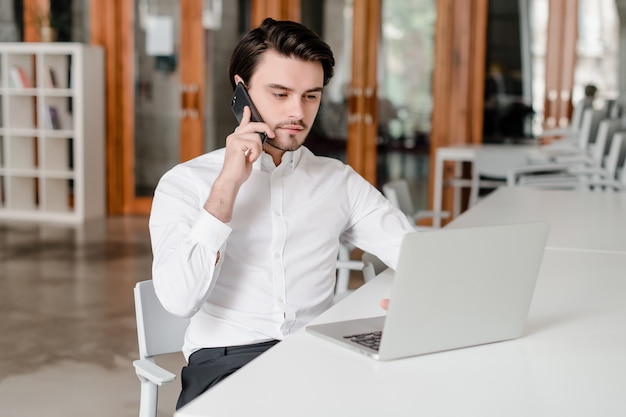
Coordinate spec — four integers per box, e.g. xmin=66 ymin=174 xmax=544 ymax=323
xmin=378 ymin=222 xmax=549 ymax=360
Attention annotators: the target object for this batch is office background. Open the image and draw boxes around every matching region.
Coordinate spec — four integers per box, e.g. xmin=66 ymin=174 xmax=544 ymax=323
xmin=0 ymin=0 xmax=625 ymax=416
xmin=2 ymin=0 xmax=623 ymax=216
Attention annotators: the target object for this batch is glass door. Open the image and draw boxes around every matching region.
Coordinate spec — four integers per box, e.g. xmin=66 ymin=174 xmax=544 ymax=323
xmin=302 ymin=0 xmax=435 ymax=205
xmin=134 ymin=0 xmax=181 ymax=197
xmin=108 ymin=0 xmax=435 ymax=214
xmin=129 ymin=0 xmax=205 ymax=213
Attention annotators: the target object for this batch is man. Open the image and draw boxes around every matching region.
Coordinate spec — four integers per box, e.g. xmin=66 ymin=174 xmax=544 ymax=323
xmin=149 ymin=18 xmax=414 ymax=409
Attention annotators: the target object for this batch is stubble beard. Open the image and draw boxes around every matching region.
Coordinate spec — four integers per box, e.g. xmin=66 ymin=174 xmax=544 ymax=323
xmin=266 ymin=120 xmax=309 ymax=152
xmin=265 ymin=134 xmax=304 ymax=152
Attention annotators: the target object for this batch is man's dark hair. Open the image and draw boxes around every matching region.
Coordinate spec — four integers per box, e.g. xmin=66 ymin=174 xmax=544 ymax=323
xmin=229 ymin=18 xmax=335 ymax=89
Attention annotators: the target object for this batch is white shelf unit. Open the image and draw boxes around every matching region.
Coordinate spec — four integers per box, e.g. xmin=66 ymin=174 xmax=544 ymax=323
xmin=0 ymin=43 xmax=105 ymax=223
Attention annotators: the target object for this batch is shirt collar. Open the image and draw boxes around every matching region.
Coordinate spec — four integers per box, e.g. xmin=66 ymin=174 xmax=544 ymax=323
xmin=255 ymin=147 xmax=304 ymax=172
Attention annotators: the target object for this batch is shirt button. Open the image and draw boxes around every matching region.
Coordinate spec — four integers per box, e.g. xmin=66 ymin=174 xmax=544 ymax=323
xmin=274 ymin=252 xmax=280 ymax=258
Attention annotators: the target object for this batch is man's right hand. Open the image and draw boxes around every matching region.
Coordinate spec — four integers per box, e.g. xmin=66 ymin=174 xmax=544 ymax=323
xmin=221 ymin=106 xmax=270 ymax=188
xmin=203 ymin=107 xmax=272 ymax=223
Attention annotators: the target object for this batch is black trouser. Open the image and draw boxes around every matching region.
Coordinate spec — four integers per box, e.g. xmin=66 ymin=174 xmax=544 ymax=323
xmin=176 ymin=339 xmax=280 ymax=410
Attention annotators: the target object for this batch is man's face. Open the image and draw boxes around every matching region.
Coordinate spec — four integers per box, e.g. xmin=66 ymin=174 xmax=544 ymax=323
xmin=246 ymin=49 xmax=324 ymax=152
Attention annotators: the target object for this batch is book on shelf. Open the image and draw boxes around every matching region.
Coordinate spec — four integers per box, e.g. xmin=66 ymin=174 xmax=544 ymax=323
xmin=44 ymin=66 xmax=59 ymax=88
xmin=9 ymin=65 xmax=31 ymax=88
xmin=45 ymin=105 xmax=61 ymax=130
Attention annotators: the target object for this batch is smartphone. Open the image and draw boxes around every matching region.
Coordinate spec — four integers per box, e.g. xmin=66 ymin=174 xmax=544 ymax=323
xmin=231 ymin=82 xmax=267 ymax=144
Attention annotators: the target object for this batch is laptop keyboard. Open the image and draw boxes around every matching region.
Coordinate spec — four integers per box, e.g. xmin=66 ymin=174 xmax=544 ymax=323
xmin=343 ymin=331 xmax=382 ymax=351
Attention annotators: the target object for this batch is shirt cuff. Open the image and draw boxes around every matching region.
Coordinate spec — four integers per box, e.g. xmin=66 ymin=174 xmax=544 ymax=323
xmin=190 ymin=209 xmax=232 ymax=252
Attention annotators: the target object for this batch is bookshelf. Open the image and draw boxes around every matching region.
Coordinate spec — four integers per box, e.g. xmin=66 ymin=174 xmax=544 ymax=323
xmin=0 ymin=43 xmax=105 ymax=223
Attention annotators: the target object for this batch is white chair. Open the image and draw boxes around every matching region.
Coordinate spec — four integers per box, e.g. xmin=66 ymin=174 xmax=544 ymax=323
xmin=530 ymin=108 xmax=606 ymax=164
xmin=611 ymin=100 xmax=623 ymax=119
xmin=334 ymin=242 xmax=365 ymax=302
xmin=577 ymin=132 xmax=626 ymax=192
xmin=508 ymin=129 xmax=626 ymax=190
xmin=537 ymin=97 xmax=593 ymax=142
xmin=440 ymin=109 xmax=608 ymax=209
xmin=361 ymin=252 xmax=388 ymax=282
xmin=508 ymin=117 xmax=625 ymax=189
xmin=382 ymin=179 xmax=449 ymax=229
xmin=562 ymin=116 xmax=625 ymax=167
xmin=335 ymin=251 xmax=388 ymax=303
xmin=467 ymin=150 xmax=519 ymax=207
xmin=133 ymin=280 xmax=190 ymax=417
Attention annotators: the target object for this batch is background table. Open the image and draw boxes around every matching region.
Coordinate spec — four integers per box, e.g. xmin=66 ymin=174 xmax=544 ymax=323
xmin=447 ymin=187 xmax=626 ymax=254
xmin=432 ymin=143 xmax=536 ymax=227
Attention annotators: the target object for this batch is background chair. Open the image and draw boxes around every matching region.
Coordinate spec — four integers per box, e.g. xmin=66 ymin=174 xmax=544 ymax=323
xmin=361 ymin=252 xmax=388 ymax=282
xmin=382 ymin=179 xmax=449 ymax=229
xmin=529 ymin=108 xmax=606 ymax=164
xmin=537 ymin=97 xmax=594 ymax=143
xmin=468 ymin=148 xmax=524 ymax=206
xmin=334 ymin=242 xmax=365 ymax=302
xmin=336 ymin=250 xmax=392 ymax=302
xmin=507 ymin=117 xmax=626 ymax=189
xmin=134 ymin=280 xmax=190 ymax=417
xmin=577 ymin=132 xmax=626 ymax=192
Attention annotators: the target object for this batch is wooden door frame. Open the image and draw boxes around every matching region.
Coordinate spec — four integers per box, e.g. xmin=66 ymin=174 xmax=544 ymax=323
xmin=543 ymin=0 xmax=578 ymax=130
xmin=180 ymin=0 xmax=205 ymax=162
xmin=346 ymin=0 xmax=381 ymax=186
xmin=428 ymin=0 xmax=489 ymax=223
xmin=251 ymin=0 xmax=300 ymax=25
xmin=90 ymin=0 xmax=132 ymax=215
xmin=90 ymin=0 xmax=204 ymax=215
xmin=22 ymin=0 xmax=48 ymax=41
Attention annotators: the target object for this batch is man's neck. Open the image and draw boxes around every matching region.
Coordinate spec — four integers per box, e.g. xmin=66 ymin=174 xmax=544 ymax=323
xmin=263 ymin=143 xmax=286 ymax=166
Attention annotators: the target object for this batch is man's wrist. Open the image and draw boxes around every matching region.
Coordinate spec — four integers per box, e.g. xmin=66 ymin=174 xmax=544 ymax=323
xmin=204 ymin=177 xmax=240 ymax=222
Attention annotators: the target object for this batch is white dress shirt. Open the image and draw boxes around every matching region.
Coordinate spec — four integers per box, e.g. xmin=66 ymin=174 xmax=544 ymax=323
xmin=149 ymin=146 xmax=414 ymax=360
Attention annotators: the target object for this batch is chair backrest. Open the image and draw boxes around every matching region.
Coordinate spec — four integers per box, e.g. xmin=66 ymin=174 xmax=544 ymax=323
xmin=580 ymin=132 xmax=626 ymax=192
xmin=578 ymin=108 xmax=605 ymax=149
xmin=335 ymin=242 xmax=365 ymax=296
xmin=134 ymin=280 xmax=190 ymax=360
xmin=603 ymin=132 xmax=626 ymax=179
xmin=590 ymin=118 xmax=625 ymax=166
xmin=614 ymin=133 xmax=626 ymax=186
xmin=361 ymin=252 xmax=388 ymax=283
xmin=382 ymin=179 xmax=415 ymax=218
xmin=618 ymin=162 xmax=626 ymax=189
xmin=610 ymin=101 xmax=623 ymax=119
xmin=570 ymin=98 xmax=593 ymax=131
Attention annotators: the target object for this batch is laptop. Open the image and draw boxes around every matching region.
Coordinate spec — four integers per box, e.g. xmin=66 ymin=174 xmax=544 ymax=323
xmin=306 ymin=222 xmax=549 ymax=361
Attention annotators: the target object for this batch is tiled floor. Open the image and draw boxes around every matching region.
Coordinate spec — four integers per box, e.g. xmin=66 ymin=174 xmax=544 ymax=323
xmin=0 ymin=216 xmax=374 ymax=417
xmin=0 ymin=150 xmax=429 ymax=417
xmin=0 ymin=216 xmax=186 ymax=417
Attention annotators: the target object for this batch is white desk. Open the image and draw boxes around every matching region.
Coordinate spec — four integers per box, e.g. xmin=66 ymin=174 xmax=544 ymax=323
xmin=176 ymin=250 xmax=626 ymax=417
xmin=447 ymin=187 xmax=626 ymax=254
xmin=433 ymin=144 xmax=536 ymax=227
